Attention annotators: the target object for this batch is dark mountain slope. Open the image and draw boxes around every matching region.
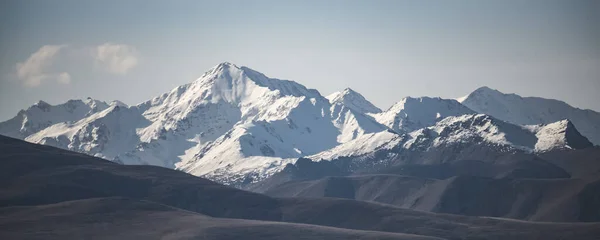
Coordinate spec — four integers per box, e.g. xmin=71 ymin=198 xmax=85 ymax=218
xmin=0 ymin=197 xmax=439 ymax=240
xmin=255 ymin=173 xmax=600 ymax=222
xmin=277 ymin=197 xmax=600 ymax=240
xmin=538 ymin=147 xmax=600 ymax=177
xmin=2 ymin=135 xmax=600 ymax=240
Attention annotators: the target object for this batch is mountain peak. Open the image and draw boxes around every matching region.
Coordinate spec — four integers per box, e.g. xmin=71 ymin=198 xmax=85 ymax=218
xmin=33 ymin=100 xmax=51 ymax=109
xmin=203 ymin=61 xmax=241 ymax=77
xmin=341 ymin=87 xmax=358 ymax=94
xmin=374 ymin=96 xmax=475 ymax=133
xmin=214 ymin=61 xmax=239 ymax=70
xmin=218 ymin=61 xmax=236 ymax=66
xmin=194 ymin=62 xmax=321 ymax=99
xmin=460 ymin=86 xmax=600 ymax=145
xmin=109 ymin=100 xmax=127 ymax=107
xmin=210 ymin=61 xmax=237 ymax=68
xmin=530 ymin=119 xmax=593 ymax=151
xmin=457 ymin=86 xmax=497 ymax=102
xmin=475 ymin=86 xmax=496 ymax=92
xmin=327 ymin=88 xmax=381 ymax=114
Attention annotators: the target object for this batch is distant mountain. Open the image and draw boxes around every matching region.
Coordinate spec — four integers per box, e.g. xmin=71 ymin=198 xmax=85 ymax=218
xmin=0 ymin=63 xmax=385 ymax=184
xmin=310 ymin=114 xmax=593 ymax=163
xmin=0 ymin=63 xmax=595 ymax=185
xmin=371 ymin=97 xmax=475 ymax=133
xmin=458 ymin=86 xmax=600 ymax=145
xmin=326 ymin=88 xmax=382 ymax=114
xmin=0 ymin=98 xmax=109 ymax=139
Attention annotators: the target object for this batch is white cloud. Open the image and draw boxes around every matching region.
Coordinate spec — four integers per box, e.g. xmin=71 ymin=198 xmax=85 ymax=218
xmin=16 ymin=45 xmax=67 ymax=87
xmin=56 ymin=72 xmax=71 ymax=84
xmin=15 ymin=43 xmax=141 ymax=87
xmin=93 ymin=43 xmax=139 ymax=74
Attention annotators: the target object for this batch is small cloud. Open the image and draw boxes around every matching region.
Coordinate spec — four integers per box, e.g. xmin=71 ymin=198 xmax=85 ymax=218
xmin=16 ymin=43 xmax=140 ymax=87
xmin=16 ymin=45 xmax=67 ymax=87
xmin=56 ymin=72 xmax=71 ymax=84
xmin=93 ymin=43 xmax=139 ymax=74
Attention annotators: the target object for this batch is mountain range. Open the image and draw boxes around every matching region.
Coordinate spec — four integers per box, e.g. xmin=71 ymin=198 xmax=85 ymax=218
xmin=0 ymin=62 xmax=598 ymax=186
xmin=2 ymin=62 xmax=600 ymax=239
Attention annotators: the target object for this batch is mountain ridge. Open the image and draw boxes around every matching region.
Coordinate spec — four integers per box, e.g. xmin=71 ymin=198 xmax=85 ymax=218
xmin=0 ymin=62 xmax=596 ymax=185
xmin=459 ymin=86 xmax=600 ymax=145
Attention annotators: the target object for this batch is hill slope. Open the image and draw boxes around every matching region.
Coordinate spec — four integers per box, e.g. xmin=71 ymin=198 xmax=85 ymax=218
xmin=255 ymin=174 xmax=600 ymax=222
xmin=2 ymin=136 xmax=600 ymax=239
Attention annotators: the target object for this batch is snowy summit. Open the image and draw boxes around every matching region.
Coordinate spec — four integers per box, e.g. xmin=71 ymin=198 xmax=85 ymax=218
xmin=0 ymin=63 xmax=597 ymax=185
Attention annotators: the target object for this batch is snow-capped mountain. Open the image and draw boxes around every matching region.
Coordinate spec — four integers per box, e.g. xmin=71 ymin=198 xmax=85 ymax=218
xmin=309 ymin=114 xmax=593 ymax=163
xmin=458 ymin=86 xmax=600 ymax=146
xmin=0 ymin=98 xmax=109 ymax=139
xmin=371 ymin=97 xmax=475 ymax=133
xmin=525 ymin=119 xmax=594 ymax=152
xmin=167 ymin=64 xmax=388 ymax=183
xmin=326 ymin=88 xmax=382 ymax=114
xmin=414 ymin=114 xmax=592 ymax=153
xmin=0 ymin=63 xmax=386 ymax=184
xmin=122 ymin=61 xmax=344 ymax=174
xmin=25 ymin=101 xmax=147 ymax=160
xmin=0 ymin=63 xmax=595 ymax=185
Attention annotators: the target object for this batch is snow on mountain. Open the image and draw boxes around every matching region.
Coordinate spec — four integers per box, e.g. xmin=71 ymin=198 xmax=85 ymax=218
xmin=325 ymin=88 xmax=389 ymax=143
xmin=169 ymin=64 xmax=392 ymax=183
xmin=525 ymin=120 xmax=593 ymax=152
xmin=326 ymin=88 xmax=382 ymax=114
xmin=0 ymin=98 xmax=109 ymax=139
xmin=371 ymin=97 xmax=475 ymax=133
xmin=24 ymin=102 xmax=147 ymax=160
xmin=123 ymin=62 xmax=352 ymax=179
xmin=174 ymin=98 xmax=342 ymax=183
xmin=0 ymin=62 xmax=392 ymax=184
xmin=459 ymin=86 xmax=600 ymax=146
xmin=405 ymin=114 xmax=592 ymax=153
xmin=329 ymin=102 xmax=388 ymax=143
xmin=419 ymin=114 xmax=538 ymax=151
xmin=307 ymin=114 xmax=592 ymax=163
xmin=308 ymin=130 xmax=402 ymax=161
xmin=1 ymin=63 xmax=596 ymax=185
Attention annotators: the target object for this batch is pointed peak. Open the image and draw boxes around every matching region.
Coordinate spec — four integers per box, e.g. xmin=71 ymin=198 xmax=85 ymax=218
xmin=327 ymin=88 xmax=361 ymax=100
xmin=533 ymin=118 xmax=593 ymax=151
xmin=476 ymin=86 xmax=494 ymax=91
xmin=327 ymin=88 xmax=381 ymax=113
xmin=538 ymin=119 xmax=576 ymax=131
xmin=215 ymin=61 xmax=238 ymax=68
xmin=458 ymin=86 xmax=506 ymax=103
xmin=109 ymin=100 xmax=127 ymax=107
xmin=472 ymin=86 xmax=504 ymax=95
xmin=341 ymin=87 xmax=358 ymax=94
xmin=194 ymin=62 xmax=247 ymax=85
xmin=209 ymin=62 xmax=241 ymax=73
xmin=185 ymin=62 xmax=323 ymax=104
xmin=34 ymin=100 xmax=50 ymax=106
xmin=83 ymin=97 xmax=99 ymax=104
xmin=198 ymin=62 xmax=242 ymax=78
xmin=32 ymin=100 xmax=51 ymax=110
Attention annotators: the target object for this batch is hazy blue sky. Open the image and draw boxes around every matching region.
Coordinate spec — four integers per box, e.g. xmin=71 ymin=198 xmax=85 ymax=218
xmin=1 ymin=0 xmax=599 ymax=121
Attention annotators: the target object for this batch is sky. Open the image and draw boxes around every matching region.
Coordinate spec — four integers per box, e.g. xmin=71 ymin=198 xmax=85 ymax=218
xmin=0 ymin=0 xmax=599 ymax=121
